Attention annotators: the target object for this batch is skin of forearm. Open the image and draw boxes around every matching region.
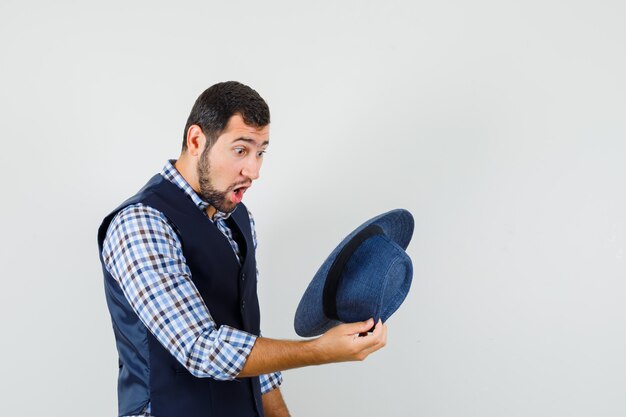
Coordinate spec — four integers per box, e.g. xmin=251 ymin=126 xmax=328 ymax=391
xmin=238 ymin=319 xmax=386 ymax=378
xmin=262 ymin=388 xmax=290 ymax=417
xmin=238 ymin=337 xmax=325 ymax=377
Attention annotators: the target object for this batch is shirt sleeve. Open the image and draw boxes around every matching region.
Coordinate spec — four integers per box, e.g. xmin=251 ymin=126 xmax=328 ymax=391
xmin=247 ymin=208 xmax=284 ymax=393
xmin=259 ymin=371 xmax=283 ymax=394
xmin=102 ymin=203 xmax=257 ymax=380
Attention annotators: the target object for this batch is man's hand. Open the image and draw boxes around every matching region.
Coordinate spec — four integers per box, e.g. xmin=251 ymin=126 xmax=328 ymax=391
xmin=314 ymin=318 xmax=387 ymax=363
xmin=238 ymin=318 xmax=388 ymax=377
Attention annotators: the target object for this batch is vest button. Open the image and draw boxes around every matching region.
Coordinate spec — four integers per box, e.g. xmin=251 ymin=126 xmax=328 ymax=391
xmin=241 ymin=300 xmax=246 ymax=311
xmin=241 ymin=273 xmax=246 ymax=281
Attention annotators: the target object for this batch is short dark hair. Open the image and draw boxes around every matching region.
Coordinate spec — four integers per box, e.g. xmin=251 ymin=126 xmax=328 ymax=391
xmin=182 ymin=81 xmax=270 ymax=152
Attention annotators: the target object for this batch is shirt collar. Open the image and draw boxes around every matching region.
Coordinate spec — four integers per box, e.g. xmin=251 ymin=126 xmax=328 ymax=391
xmin=160 ymin=160 xmax=233 ymax=221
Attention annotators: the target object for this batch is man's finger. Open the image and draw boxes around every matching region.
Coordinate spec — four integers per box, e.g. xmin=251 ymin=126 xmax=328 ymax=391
xmin=351 ymin=320 xmax=386 ymax=347
xmin=341 ymin=318 xmax=375 ymax=335
xmin=356 ymin=321 xmax=387 ymax=355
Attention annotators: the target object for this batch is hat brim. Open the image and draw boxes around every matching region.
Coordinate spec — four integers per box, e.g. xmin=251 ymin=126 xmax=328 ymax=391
xmin=294 ymin=209 xmax=414 ymax=337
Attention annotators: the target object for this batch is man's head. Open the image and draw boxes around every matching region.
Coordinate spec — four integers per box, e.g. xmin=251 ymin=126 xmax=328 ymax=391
xmin=182 ymin=81 xmax=270 ymax=153
xmin=178 ymin=81 xmax=270 ymax=216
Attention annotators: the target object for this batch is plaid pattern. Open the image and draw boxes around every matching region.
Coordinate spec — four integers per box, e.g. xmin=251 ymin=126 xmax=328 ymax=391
xmin=102 ymin=161 xmax=282 ymax=417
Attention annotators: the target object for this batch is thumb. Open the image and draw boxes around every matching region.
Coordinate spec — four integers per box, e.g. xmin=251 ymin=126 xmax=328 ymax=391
xmin=343 ymin=318 xmax=375 ymax=335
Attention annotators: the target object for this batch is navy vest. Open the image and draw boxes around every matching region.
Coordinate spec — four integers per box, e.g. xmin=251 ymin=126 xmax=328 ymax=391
xmin=97 ymin=174 xmax=263 ymax=417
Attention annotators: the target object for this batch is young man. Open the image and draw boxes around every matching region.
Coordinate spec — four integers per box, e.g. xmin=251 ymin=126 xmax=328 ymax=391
xmin=97 ymin=81 xmax=387 ymax=417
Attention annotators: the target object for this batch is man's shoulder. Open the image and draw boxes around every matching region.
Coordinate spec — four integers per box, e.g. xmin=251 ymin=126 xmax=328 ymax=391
xmin=105 ymin=203 xmax=171 ymax=245
xmin=111 ymin=202 xmax=166 ymax=226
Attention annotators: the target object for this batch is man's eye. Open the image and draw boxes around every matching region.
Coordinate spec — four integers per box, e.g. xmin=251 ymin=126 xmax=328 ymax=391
xmin=257 ymin=150 xmax=266 ymax=157
xmin=234 ymin=147 xmax=246 ymax=155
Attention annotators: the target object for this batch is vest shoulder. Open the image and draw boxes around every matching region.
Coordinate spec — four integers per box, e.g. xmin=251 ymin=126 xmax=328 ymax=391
xmin=97 ymin=174 xmax=167 ymax=247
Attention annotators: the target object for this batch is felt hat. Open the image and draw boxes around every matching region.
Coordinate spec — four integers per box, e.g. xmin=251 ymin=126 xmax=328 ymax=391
xmin=294 ymin=209 xmax=414 ymax=337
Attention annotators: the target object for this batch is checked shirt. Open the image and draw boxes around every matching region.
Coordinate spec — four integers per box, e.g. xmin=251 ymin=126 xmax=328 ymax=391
xmin=101 ymin=160 xmax=282 ymax=417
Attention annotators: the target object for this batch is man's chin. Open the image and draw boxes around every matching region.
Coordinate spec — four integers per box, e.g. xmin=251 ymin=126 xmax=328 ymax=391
xmin=198 ymin=189 xmax=239 ymax=214
xmin=214 ymin=201 xmax=238 ymax=214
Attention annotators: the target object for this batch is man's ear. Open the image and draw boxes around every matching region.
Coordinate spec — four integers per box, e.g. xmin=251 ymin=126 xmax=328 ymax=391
xmin=185 ymin=125 xmax=207 ymax=157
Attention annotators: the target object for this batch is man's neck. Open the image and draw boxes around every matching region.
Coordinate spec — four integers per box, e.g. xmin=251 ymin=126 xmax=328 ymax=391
xmin=174 ymin=156 xmax=200 ymax=194
xmin=206 ymin=205 xmax=217 ymax=220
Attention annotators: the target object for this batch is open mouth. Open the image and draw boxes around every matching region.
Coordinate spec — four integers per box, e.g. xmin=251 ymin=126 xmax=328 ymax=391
xmin=231 ymin=184 xmax=249 ymax=203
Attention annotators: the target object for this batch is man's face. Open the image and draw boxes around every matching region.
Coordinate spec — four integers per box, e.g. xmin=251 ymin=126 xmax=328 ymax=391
xmin=197 ymin=113 xmax=270 ymax=213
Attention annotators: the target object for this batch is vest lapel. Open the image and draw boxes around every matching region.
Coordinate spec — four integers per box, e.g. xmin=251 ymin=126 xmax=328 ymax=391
xmin=228 ymin=207 xmax=251 ymax=268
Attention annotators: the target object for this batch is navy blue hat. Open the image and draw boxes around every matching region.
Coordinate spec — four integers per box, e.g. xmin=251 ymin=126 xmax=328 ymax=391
xmin=294 ymin=209 xmax=414 ymax=337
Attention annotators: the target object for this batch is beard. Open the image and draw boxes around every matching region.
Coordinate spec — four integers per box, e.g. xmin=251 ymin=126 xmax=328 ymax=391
xmin=197 ymin=147 xmax=238 ymax=214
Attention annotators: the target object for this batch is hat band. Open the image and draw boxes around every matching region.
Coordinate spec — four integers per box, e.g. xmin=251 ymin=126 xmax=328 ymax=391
xmin=322 ymin=224 xmax=384 ymax=321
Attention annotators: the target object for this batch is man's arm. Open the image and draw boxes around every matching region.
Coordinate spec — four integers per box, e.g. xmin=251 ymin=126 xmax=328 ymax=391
xmin=262 ymin=388 xmax=290 ymax=417
xmin=239 ymin=318 xmax=387 ymax=377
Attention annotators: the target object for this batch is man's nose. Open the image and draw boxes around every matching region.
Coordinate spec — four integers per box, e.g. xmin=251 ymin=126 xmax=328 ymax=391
xmin=241 ymin=156 xmax=261 ymax=180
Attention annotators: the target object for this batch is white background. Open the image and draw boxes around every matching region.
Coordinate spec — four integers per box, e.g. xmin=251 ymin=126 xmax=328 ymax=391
xmin=1 ymin=1 xmax=625 ymax=416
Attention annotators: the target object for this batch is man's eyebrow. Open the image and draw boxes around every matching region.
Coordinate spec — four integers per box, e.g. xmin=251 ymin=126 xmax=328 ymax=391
xmin=233 ymin=137 xmax=270 ymax=147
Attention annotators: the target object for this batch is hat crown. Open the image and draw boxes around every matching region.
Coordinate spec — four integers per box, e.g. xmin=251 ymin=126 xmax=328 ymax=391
xmin=334 ymin=234 xmax=412 ymax=324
